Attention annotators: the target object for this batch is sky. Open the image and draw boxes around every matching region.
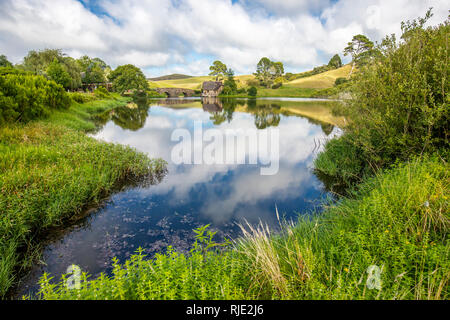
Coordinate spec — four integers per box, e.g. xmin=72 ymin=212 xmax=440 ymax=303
xmin=0 ymin=0 xmax=448 ymax=77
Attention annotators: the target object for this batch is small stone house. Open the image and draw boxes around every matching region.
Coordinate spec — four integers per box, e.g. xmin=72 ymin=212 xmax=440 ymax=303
xmin=202 ymin=81 xmax=224 ymax=97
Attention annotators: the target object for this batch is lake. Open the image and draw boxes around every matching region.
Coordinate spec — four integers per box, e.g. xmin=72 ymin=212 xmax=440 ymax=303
xmin=17 ymin=97 xmax=342 ymax=297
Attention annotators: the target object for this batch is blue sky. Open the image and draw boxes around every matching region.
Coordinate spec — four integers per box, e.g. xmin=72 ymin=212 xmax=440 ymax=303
xmin=0 ymin=0 xmax=448 ymax=76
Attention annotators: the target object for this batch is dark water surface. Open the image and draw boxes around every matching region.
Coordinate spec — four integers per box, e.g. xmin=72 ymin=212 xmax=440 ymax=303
xmin=17 ymin=97 xmax=341 ymax=297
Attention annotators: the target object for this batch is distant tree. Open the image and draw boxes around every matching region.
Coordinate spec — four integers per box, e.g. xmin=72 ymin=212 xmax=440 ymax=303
xmin=0 ymin=55 xmax=12 ymax=68
xmin=46 ymin=59 xmax=72 ymax=89
xmin=109 ymin=64 xmax=149 ymax=94
xmin=344 ymin=34 xmax=375 ymax=76
xmin=254 ymin=57 xmax=272 ymax=87
xmin=328 ymin=54 xmax=343 ymax=69
xmin=209 ymin=61 xmax=228 ymax=81
xmin=222 ymin=69 xmax=237 ymax=95
xmin=254 ymin=57 xmax=284 ymax=87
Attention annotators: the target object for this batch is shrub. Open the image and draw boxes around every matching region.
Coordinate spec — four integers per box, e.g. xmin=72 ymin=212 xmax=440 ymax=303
xmin=69 ymin=92 xmax=96 ymax=104
xmin=248 ymin=86 xmax=257 ymax=97
xmin=314 ymin=134 xmax=368 ymax=187
xmin=0 ymin=73 xmax=71 ymax=124
xmin=94 ymin=86 xmax=110 ymax=99
xmin=334 ymin=77 xmax=348 ymax=86
xmin=340 ymin=14 xmax=449 ymax=169
xmin=271 ymin=82 xmax=282 ymax=89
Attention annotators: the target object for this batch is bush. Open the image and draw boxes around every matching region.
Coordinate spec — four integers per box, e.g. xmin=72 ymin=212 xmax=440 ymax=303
xmin=334 ymin=77 xmax=348 ymax=86
xmin=248 ymin=86 xmax=257 ymax=97
xmin=322 ymin=13 xmax=449 ymax=178
xmin=314 ymin=134 xmax=368 ymax=187
xmin=0 ymin=73 xmax=71 ymax=125
xmin=69 ymin=92 xmax=96 ymax=104
xmin=94 ymin=86 xmax=110 ymax=99
xmin=271 ymin=82 xmax=282 ymax=89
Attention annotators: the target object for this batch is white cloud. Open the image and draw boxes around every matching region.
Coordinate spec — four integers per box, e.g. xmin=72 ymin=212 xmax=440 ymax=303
xmin=0 ymin=0 xmax=447 ymax=76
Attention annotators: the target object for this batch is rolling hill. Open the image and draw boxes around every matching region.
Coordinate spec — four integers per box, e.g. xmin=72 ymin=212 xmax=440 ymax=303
xmin=148 ymin=65 xmax=352 ymax=94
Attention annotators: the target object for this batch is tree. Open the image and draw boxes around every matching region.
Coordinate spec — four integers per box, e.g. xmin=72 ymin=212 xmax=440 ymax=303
xmin=209 ymin=61 xmax=228 ymax=81
xmin=344 ymin=34 xmax=375 ymax=76
xmin=222 ymin=69 xmax=237 ymax=95
xmin=20 ymin=49 xmax=82 ymax=90
xmin=21 ymin=49 xmax=64 ymax=75
xmin=328 ymin=54 xmax=343 ymax=69
xmin=77 ymin=55 xmax=109 ymax=84
xmin=47 ymin=59 xmax=72 ymax=89
xmin=0 ymin=55 xmax=12 ymax=68
xmin=109 ymin=64 xmax=149 ymax=94
xmin=254 ymin=57 xmax=284 ymax=88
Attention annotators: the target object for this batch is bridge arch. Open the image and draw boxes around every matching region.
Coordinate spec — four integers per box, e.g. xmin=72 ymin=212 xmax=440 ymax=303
xmin=155 ymin=88 xmax=195 ymax=98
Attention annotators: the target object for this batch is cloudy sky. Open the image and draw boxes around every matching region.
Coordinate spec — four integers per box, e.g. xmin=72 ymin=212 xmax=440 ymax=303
xmin=0 ymin=0 xmax=448 ymax=76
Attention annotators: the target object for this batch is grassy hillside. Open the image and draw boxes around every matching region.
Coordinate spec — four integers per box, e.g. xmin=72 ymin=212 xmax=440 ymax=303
xmin=148 ymin=66 xmax=351 ymax=95
xmin=288 ymin=65 xmax=351 ymax=88
xmin=149 ymin=75 xmax=255 ymax=90
xmin=148 ymin=74 xmax=192 ymax=81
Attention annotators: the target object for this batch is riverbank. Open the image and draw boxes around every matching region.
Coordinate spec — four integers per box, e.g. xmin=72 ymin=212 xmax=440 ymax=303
xmin=0 ymin=95 xmax=166 ymax=297
xmin=34 ymin=155 xmax=449 ymax=300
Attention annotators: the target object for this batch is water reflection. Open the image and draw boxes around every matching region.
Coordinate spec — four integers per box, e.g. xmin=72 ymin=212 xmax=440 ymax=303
xmin=17 ymin=97 xmax=342 ymax=297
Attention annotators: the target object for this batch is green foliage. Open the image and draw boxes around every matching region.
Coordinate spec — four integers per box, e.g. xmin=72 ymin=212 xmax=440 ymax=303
xmin=77 ymin=55 xmax=109 ymax=84
xmin=208 ymin=60 xmax=228 ymax=81
xmin=328 ymin=54 xmax=343 ymax=69
xmin=314 ymin=134 xmax=368 ymax=188
xmin=0 ymin=55 xmax=12 ymax=68
xmin=271 ymin=82 xmax=282 ymax=89
xmin=109 ymin=64 xmax=149 ymax=95
xmin=68 ymin=92 xmax=96 ymax=104
xmin=254 ymin=57 xmax=284 ymax=88
xmin=0 ymin=73 xmax=71 ymax=125
xmin=248 ymin=86 xmax=257 ymax=96
xmin=46 ymin=59 xmax=72 ymax=89
xmin=344 ymin=34 xmax=376 ymax=75
xmin=94 ymin=86 xmax=110 ymax=99
xmin=339 ymin=12 xmax=449 ymax=171
xmin=20 ymin=49 xmax=82 ymax=90
xmin=222 ymin=69 xmax=238 ymax=95
xmin=334 ymin=77 xmax=348 ymax=86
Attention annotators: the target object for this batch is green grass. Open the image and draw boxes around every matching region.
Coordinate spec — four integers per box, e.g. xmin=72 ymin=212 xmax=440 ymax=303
xmin=0 ymin=94 xmax=166 ymax=297
xmin=34 ymin=156 xmax=449 ymax=300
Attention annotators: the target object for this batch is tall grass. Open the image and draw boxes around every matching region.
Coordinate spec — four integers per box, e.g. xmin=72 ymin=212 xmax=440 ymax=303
xmin=0 ymin=95 xmax=166 ymax=297
xmin=35 ymin=156 xmax=449 ymax=300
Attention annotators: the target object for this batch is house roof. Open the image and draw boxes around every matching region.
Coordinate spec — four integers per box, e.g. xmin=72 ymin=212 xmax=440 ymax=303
xmin=202 ymin=81 xmax=223 ymax=91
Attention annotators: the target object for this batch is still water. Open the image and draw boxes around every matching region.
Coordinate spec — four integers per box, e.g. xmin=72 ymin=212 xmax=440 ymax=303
xmin=18 ymin=97 xmax=341 ymax=296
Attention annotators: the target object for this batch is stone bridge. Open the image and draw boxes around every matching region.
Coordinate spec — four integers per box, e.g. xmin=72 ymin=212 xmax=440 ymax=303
xmin=155 ymin=88 xmax=196 ymax=98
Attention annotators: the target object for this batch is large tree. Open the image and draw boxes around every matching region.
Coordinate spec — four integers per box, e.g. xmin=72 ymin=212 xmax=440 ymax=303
xmin=76 ymin=55 xmax=109 ymax=84
xmin=109 ymin=64 xmax=149 ymax=94
xmin=254 ymin=57 xmax=284 ymax=88
xmin=209 ymin=60 xmax=228 ymax=81
xmin=20 ymin=49 xmax=82 ymax=89
xmin=344 ymin=34 xmax=375 ymax=76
